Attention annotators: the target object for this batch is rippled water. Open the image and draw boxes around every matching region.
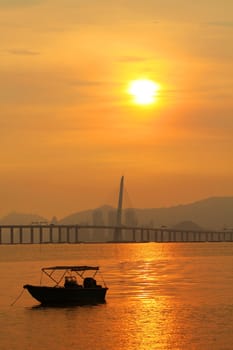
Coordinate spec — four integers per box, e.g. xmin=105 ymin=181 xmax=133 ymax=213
xmin=0 ymin=243 xmax=232 ymax=350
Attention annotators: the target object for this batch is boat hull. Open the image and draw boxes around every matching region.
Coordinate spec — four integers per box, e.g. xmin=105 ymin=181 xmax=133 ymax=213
xmin=24 ymin=284 xmax=108 ymax=305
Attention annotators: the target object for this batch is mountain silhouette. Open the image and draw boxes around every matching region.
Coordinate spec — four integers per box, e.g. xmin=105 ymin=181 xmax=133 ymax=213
xmin=0 ymin=197 xmax=232 ymax=230
xmin=58 ymin=196 xmax=233 ymax=230
xmin=132 ymin=197 xmax=233 ymax=230
xmin=0 ymin=212 xmax=47 ymax=225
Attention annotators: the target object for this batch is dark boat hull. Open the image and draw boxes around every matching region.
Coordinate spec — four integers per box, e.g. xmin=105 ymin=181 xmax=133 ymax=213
xmin=24 ymin=284 xmax=108 ymax=305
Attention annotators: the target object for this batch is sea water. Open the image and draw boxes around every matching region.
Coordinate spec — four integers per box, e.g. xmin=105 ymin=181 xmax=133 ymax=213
xmin=0 ymin=242 xmax=232 ymax=350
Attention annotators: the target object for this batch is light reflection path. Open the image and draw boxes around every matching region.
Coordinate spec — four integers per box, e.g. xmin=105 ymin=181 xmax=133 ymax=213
xmin=0 ymin=243 xmax=233 ymax=350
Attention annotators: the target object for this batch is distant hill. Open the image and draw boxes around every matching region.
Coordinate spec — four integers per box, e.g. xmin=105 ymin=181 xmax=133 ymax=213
xmin=0 ymin=212 xmax=48 ymax=225
xmin=59 ymin=205 xmax=114 ymax=225
xmin=58 ymin=197 xmax=233 ymax=230
xmin=171 ymin=221 xmax=204 ymax=231
xmin=55 ymin=196 xmax=233 ymax=230
xmin=134 ymin=197 xmax=233 ymax=230
xmin=0 ymin=197 xmax=232 ymax=230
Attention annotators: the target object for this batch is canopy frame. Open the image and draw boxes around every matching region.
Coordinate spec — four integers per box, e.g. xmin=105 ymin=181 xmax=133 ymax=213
xmin=39 ymin=265 xmax=104 ymax=287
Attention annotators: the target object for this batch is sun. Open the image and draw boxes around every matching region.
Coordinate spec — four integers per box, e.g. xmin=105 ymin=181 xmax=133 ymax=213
xmin=128 ymin=79 xmax=160 ymax=105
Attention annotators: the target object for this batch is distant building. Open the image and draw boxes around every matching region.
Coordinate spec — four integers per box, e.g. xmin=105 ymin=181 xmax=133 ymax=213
xmin=92 ymin=209 xmax=105 ymax=241
xmin=124 ymin=209 xmax=138 ymax=240
xmin=79 ymin=222 xmax=91 ymax=241
xmin=124 ymin=209 xmax=138 ymax=227
xmin=107 ymin=209 xmax=117 ymax=240
xmin=50 ymin=216 xmax=58 ymax=224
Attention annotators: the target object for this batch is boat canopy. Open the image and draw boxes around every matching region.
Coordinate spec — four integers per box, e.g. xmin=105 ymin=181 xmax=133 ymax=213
xmin=42 ymin=266 xmax=99 ymax=272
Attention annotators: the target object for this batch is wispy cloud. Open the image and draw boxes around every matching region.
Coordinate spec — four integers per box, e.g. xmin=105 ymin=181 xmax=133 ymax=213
xmin=0 ymin=0 xmax=41 ymax=7
xmin=117 ymin=56 xmax=150 ymax=63
xmin=7 ymin=48 xmax=40 ymax=56
xmin=69 ymin=80 xmax=103 ymax=87
xmin=205 ymin=21 xmax=233 ymax=27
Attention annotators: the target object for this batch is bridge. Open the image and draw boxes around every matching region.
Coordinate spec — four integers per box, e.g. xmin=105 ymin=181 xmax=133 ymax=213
xmin=0 ymin=224 xmax=232 ymax=244
xmin=1 ymin=177 xmax=232 ymax=244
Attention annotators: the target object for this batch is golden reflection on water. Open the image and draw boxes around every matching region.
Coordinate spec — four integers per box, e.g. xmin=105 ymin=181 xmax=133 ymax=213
xmin=110 ymin=295 xmax=185 ymax=350
xmin=114 ymin=242 xmax=233 ymax=350
xmin=113 ymin=256 xmax=172 ymax=350
xmin=0 ymin=243 xmax=233 ymax=350
xmin=133 ymin=298 xmax=167 ymax=350
xmin=126 ymin=261 xmax=173 ymax=350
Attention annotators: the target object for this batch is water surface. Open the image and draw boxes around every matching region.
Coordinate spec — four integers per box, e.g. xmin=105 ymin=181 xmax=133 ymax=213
xmin=0 ymin=243 xmax=232 ymax=350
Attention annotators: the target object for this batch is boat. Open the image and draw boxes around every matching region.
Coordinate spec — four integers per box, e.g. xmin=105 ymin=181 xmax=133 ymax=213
xmin=23 ymin=265 xmax=108 ymax=305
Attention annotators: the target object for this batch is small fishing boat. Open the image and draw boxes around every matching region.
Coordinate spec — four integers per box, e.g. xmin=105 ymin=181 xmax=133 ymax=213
xmin=24 ymin=265 xmax=108 ymax=305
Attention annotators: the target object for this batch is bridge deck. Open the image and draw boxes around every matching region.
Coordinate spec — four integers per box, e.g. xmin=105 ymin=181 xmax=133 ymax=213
xmin=0 ymin=225 xmax=232 ymax=244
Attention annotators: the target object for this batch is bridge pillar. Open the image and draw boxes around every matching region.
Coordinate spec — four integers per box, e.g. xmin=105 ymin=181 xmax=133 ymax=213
xmin=146 ymin=229 xmax=150 ymax=242
xmin=194 ymin=231 xmax=197 ymax=242
xmin=180 ymin=231 xmax=184 ymax=242
xmin=193 ymin=232 xmax=196 ymax=242
xmin=140 ymin=229 xmax=144 ymax=242
xmin=0 ymin=227 xmax=1 ymax=244
xmin=67 ymin=227 xmax=70 ymax=243
xmin=58 ymin=226 xmax=62 ymax=243
xmin=39 ymin=226 xmax=43 ymax=244
xmin=160 ymin=230 xmax=163 ymax=242
xmin=227 ymin=231 xmax=233 ymax=241
xmin=49 ymin=226 xmax=53 ymax=243
xmin=30 ymin=227 xmax=34 ymax=244
xmin=204 ymin=232 xmax=208 ymax=242
xmin=132 ymin=229 xmax=136 ymax=242
xmin=19 ymin=227 xmax=23 ymax=244
xmin=189 ymin=231 xmax=193 ymax=242
xmin=154 ymin=230 xmax=158 ymax=242
xmin=75 ymin=226 xmax=79 ymax=243
xmin=10 ymin=227 xmax=14 ymax=244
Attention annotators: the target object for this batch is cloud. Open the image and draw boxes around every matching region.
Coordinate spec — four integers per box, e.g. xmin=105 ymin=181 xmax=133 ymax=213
xmin=7 ymin=48 xmax=40 ymax=56
xmin=0 ymin=0 xmax=41 ymax=7
xmin=69 ymin=80 xmax=104 ymax=87
xmin=205 ymin=21 xmax=233 ymax=28
xmin=117 ymin=56 xmax=150 ymax=63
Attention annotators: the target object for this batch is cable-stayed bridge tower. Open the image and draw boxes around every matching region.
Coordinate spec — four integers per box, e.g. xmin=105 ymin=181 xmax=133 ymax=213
xmin=113 ymin=176 xmax=124 ymax=241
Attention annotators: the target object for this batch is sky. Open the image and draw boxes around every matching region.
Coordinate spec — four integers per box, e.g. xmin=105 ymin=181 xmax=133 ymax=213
xmin=0 ymin=0 xmax=233 ymax=219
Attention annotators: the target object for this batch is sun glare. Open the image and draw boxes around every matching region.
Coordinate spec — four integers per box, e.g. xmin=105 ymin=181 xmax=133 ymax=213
xmin=128 ymin=79 xmax=160 ymax=105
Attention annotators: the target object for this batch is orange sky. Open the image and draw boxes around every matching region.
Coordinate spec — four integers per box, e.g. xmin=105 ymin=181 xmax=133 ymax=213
xmin=0 ymin=0 xmax=233 ymax=219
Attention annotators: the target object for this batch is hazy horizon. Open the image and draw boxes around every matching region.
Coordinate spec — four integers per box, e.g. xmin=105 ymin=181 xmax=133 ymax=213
xmin=1 ymin=195 xmax=233 ymax=222
xmin=1 ymin=0 xmax=232 ymax=219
